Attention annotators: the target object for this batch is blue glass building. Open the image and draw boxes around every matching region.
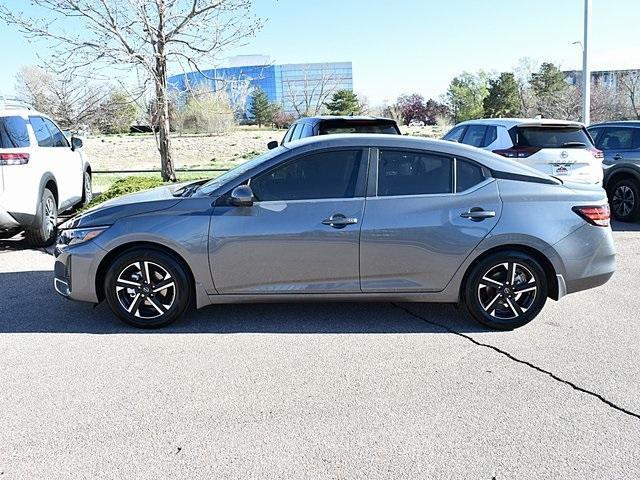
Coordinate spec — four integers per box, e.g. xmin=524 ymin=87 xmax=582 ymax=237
xmin=168 ymin=61 xmax=353 ymax=117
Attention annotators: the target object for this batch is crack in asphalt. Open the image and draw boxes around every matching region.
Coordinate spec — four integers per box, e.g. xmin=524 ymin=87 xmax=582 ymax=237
xmin=393 ymin=303 xmax=640 ymax=422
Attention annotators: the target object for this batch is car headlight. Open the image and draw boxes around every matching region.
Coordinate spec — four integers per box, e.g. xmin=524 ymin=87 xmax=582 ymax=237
xmin=57 ymin=226 xmax=108 ymax=248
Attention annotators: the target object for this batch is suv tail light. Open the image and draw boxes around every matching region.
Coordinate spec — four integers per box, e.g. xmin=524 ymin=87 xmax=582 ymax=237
xmin=589 ymin=148 xmax=604 ymax=159
xmin=0 ymin=153 xmax=29 ymax=165
xmin=572 ymin=205 xmax=610 ymax=227
xmin=493 ymin=146 xmax=541 ymax=158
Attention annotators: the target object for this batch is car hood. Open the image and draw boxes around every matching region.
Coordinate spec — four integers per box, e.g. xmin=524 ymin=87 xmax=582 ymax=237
xmin=61 ymin=183 xmax=189 ymax=229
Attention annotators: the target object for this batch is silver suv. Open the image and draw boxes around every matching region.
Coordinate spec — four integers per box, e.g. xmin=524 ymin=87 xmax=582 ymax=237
xmin=588 ymin=121 xmax=640 ymax=222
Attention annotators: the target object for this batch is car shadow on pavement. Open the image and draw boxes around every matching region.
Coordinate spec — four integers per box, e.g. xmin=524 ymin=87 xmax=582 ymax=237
xmin=0 ymin=270 xmax=489 ymax=334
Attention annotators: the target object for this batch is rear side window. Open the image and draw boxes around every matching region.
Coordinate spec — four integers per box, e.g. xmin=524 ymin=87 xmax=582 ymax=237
xmin=461 ymin=125 xmax=487 ymax=147
xmin=443 ymin=125 xmax=466 ymax=142
xmin=43 ymin=118 xmax=69 ymax=148
xmin=378 ymin=150 xmax=453 ymax=196
xmin=301 ymin=124 xmax=314 ymax=138
xmin=456 ymin=159 xmax=485 ymax=192
xmin=597 ymin=127 xmax=635 ymax=150
xmin=516 ymin=126 xmax=593 ymax=148
xmin=29 ymin=116 xmax=54 ymax=147
xmin=0 ymin=116 xmax=30 ymax=148
xmin=251 ymin=150 xmax=363 ymax=201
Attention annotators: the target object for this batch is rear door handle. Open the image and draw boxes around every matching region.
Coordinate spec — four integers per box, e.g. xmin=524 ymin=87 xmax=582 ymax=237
xmin=322 ymin=213 xmax=358 ymax=228
xmin=460 ymin=208 xmax=496 ymax=221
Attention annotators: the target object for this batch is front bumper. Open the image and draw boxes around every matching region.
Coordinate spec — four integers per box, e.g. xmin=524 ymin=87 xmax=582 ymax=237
xmin=53 ymin=240 xmax=105 ymax=303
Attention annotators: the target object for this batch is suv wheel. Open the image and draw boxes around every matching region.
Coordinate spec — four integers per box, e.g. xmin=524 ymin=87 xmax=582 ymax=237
xmin=81 ymin=170 xmax=93 ymax=206
xmin=464 ymin=251 xmax=548 ymax=330
xmin=104 ymin=248 xmax=191 ymax=328
xmin=608 ymin=177 xmax=640 ymax=222
xmin=25 ymin=188 xmax=57 ymax=247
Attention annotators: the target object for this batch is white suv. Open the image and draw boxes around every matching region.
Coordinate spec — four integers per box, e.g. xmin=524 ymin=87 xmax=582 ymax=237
xmin=443 ymin=118 xmax=603 ymax=184
xmin=0 ymin=100 xmax=92 ymax=246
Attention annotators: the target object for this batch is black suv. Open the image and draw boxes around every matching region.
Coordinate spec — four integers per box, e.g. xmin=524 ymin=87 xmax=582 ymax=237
xmin=588 ymin=121 xmax=640 ymax=222
xmin=268 ymin=116 xmax=401 ymax=149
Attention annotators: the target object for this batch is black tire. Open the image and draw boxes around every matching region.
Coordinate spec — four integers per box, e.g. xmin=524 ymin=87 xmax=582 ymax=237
xmin=608 ymin=177 xmax=640 ymax=222
xmin=81 ymin=170 xmax=93 ymax=206
xmin=25 ymin=188 xmax=57 ymax=247
xmin=464 ymin=251 xmax=548 ymax=330
xmin=104 ymin=248 xmax=191 ymax=328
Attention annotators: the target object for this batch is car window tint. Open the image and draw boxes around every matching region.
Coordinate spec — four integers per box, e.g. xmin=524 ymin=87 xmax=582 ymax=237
xmin=633 ymin=129 xmax=640 ymax=149
xmin=443 ymin=125 xmax=465 ymax=142
xmin=461 ymin=125 xmax=488 ymax=147
xmin=43 ymin=118 xmax=69 ymax=148
xmin=516 ymin=126 xmax=593 ymax=148
xmin=378 ymin=150 xmax=453 ymax=196
xmin=289 ymin=123 xmax=302 ymax=141
xmin=301 ymin=124 xmax=314 ymax=138
xmin=0 ymin=116 xmax=30 ymax=148
xmin=283 ymin=125 xmax=296 ymax=143
xmin=484 ymin=126 xmax=497 ymax=146
xmin=320 ymin=122 xmax=398 ymax=135
xmin=250 ymin=150 xmax=363 ymax=201
xmin=456 ymin=159 xmax=485 ymax=192
xmin=599 ymin=127 xmax=634 ymax=150
xmin=588 ymin=127 xmax=603 ymax=147
xmin=29 ymin=116 xmax=54 ymax=147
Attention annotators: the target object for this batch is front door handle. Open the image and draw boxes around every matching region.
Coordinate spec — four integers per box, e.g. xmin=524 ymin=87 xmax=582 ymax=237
xmin=322 ymin=213 xmax=358 ymax=228
xmin=613 ymin=154 xmax=623 ymax=160
xmin=460 ymin=208 xmax=496 ymax=221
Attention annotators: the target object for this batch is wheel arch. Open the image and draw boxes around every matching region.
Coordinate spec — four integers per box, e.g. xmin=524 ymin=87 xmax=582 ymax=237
xmin=95 ymin=241 xmax=196 ymax=304
xmin=460 ymin=244 xmax=559 ymax=302
xmin=40 ymin=172 xmax=58 ymax=205
xmin=604 ymin=166 xmax=640 ymax=191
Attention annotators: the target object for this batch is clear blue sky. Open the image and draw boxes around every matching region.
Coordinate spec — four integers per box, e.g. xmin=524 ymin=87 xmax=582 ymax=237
xmin=1 ymin=0 xmax=638 ymax=104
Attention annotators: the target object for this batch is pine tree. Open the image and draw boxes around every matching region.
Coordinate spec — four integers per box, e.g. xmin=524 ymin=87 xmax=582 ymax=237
xmin=324 ymin=89 xmax=361 ymax=116
xmin=483 ymin=73 xmax=521 ymax=118
xmin=249 ymin=88 xmax=276 ymax=127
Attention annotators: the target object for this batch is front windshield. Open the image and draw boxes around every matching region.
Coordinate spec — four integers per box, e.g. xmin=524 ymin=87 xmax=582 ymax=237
xmin=196 ymin=146 xmax=287 ymax=195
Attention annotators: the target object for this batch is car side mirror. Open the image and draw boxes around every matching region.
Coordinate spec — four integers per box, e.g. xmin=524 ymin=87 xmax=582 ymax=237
xmin=267 ymin=140 xmax=278 ymax=150
xmin=71 ymin=136 xmax=83 ymax=151
xmin=230 ymin=185 xmax=254 ymax=207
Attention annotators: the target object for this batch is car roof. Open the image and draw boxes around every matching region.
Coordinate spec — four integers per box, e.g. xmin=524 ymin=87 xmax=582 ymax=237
xmin=455 ymin=118 xmax=585 ymax=129
xmin=588 ymin=120 xmax=640 ymax=128
xmin=0 ymin=108 xmax=35 ymax=118
xmin=283 ymin=133 xmax=555 ymax=181
xmin=295 ymin=115 xmax=397 ymax=124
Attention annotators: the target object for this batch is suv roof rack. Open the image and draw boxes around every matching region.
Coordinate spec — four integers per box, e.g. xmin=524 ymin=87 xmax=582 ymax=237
xmin=0 ymin=95 xmax=33 ymax=110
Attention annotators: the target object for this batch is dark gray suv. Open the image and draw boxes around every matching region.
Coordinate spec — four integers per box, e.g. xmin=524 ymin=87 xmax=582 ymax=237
xmin=588 ymin=121 xmax=640 ymax=221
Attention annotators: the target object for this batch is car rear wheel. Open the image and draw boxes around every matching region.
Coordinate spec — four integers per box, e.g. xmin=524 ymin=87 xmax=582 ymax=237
xmin=25 ymin=188 xmax=57 ymax=247
xmin=608 ymin=177 xmax=640 ymax=222
xmin=81 ymin=170 xmax=93 ymax=206
xmin=104 ymin=248 xmax=191 ymax=328
xmin=464 ymin=251 xmax=548 ymax=330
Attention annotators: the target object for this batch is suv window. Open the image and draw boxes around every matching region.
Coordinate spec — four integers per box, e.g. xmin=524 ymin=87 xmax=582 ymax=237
xmin=516 ymin=126 xmax=593 ymax=148
xmin=597 ymin=127 xmax=635 ymax=150
xmin=461 ymin=125 xmax=487 ymax=147
xmin=282 ymin=125 xmax=296 ymax=144
xmin=456 ymin=159 xmax=485 ymax=192
xmin=319 ymin=121 xmax=399 ymax=135
xmin=43 ymin=118 xmax=69 ymax=148
xmin=378 ymin=150 xmax=453 ymax=196
xmin=301 ymin=123 xmax=314 ymax=138
xmin=29 ymin=116 xmax=54 ymax=147
xmin=250 ymin=150 xmax=363 ymax=201
xmin=443 ymin=125 xmax=466 ymax=142
xmin=0 ymin=116 xmax=30 ymax=148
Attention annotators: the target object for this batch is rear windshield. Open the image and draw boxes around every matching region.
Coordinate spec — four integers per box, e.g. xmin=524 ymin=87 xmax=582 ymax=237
xmin=515 ymin=126 xmax=593 ymax=149
xmin=319 ymin=121 xmax=399 ymax=135
xmin=0 ymin=116 xmax=30 ymax=149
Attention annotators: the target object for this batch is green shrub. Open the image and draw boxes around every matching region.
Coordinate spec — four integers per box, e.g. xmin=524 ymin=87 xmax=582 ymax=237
xmin=82 ymin=176 xmax=165 ymax=211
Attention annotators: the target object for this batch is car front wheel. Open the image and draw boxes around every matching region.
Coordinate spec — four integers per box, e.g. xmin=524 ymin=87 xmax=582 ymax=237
xmin=464 ymin=251 xmax=548 ymax=330
xmin=608 ymin=177 xmax=640 ymax=222
xmin=104 ymin=248 xmax=191 ymax=328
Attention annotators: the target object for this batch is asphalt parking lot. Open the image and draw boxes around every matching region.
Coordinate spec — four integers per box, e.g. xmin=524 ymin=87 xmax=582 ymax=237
xmin=1 ymin=225 xmax=639 ymax=479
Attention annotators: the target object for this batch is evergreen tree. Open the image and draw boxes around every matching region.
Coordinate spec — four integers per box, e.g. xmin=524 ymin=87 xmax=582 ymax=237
xmin=249 ymin=88 xmax=277 ymax=127
xmin=483 ymin=72 xmax=521 ymax=118
xmin=530 ymin=62 xmax=571 ymax=118
xmin=446 ymin=71 xmax=489 ymax=122
xmin=324 ymin=89 xmax=361 ymax=115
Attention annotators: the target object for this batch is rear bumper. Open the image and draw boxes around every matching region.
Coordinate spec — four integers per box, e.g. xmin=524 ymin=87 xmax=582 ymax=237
xmin=0 ymin=207 xmax=20 ymax=229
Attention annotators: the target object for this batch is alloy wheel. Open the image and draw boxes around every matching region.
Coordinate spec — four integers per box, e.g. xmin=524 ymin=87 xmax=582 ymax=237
xmin=44 ymin=196 xmax=57 ymax=236
xmin=612 ymin=185 xmax=634 ymax=218
xmin=477 ymin=262 xmax=537 ymax=320
xmin=84 ymin=172 xmax=93 ymax=203
xmin=115 ymin=261 xmax=176 ymax=319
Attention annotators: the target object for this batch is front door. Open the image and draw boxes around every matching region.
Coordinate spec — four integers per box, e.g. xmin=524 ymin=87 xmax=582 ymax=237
xmin=360 ymin=149 xmax=501 ymax=292
xmin=209 ymin=148 xmax=368 ymax=294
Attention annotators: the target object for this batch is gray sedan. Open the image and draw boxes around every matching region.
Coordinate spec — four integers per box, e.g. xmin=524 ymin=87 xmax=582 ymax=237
xmin=54 ymin=135 xmax=616 ymax=330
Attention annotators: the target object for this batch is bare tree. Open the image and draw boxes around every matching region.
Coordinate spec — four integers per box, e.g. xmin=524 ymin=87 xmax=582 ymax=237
xmin=619 ymin=71 xmax=640 ymax=120
xmin=0 ymin=1 xmax=262 ymax=181
xmin=16 ymin=66 xmax=109 ymax=130
xmin=283 ymin=65 xmax=345 ymax=118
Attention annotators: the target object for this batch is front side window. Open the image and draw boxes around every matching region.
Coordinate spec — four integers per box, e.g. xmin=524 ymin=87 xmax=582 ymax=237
xmin=301 ymin=123 xmax=314 ymax=138
xmin=378 ymin=150 xmax=453 ymax=196
xmin=43 ymin=118 xmax=69 ymax=148
xmin=0 ymin=116 xmax=30 ymax=148
xmin=29 ymin=116 xmax=54 ymax=148
xmin=597 ymin=127 xmax=634 ymax=150
xmin=443 ymin=125 xmax=466 ymax=143
xmin=456 ymin=159 xmax=485 ymax=192
xmin=251 ymin=150 xmax=363 ymax=201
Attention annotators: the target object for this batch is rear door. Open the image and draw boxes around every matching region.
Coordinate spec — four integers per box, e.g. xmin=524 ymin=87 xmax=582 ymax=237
xmin=512 ymin=124 xmax=600 ymax=182
xmin=360 ymin=149 xmax=501 ymax=292
xmin=42 ymin=117 xmax=83 ymax=205
xmin=594 ymin=126 xmax=640 ymax=165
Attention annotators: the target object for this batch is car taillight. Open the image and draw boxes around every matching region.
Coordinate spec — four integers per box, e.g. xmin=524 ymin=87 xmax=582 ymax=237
xmin=589 ymin=148 xmax=604 ymax=159
xmin=0 ymin=153 xmax=29 ymax=165
xmin=572 ymin=205 xmax=610 ymax=227
xmin=493 ymin=146 xmax=541 ymax=158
